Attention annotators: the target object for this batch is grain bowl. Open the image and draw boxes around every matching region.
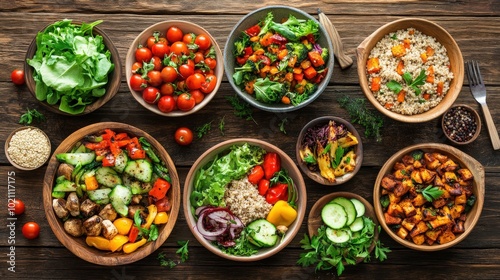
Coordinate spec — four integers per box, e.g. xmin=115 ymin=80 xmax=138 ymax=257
xmin=183 ymin=138 xmax=306 ymax=261
xmin=25 ymin=19 xmax=121 ymax=116
xmin=357 ymin=18 xmax=463 ymax=123
xmin=125 ymin=20 xmax=223 ymax=117
xmin=5 ymin=126 xmax=51 ymax=170
xmin=224 ymin=5 xmax=334 ymax=113
xmin=42 ymin=122 xmax=180 ymax=265
xmin=296 ymin=116 xmax=363 ymax=186
xmin=373 ymin=143 xmax=484 ymax=251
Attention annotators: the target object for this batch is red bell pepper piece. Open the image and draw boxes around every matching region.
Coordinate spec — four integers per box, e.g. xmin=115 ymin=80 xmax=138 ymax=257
xmin=263 ymin=152 xmax=281 ymax=180
xmin=245 ymin=24 xmax=261 ymax=37
xmin=149 ymin=178 xmax=171 ymax=200
xmin=154 ymin=196 xmax=172 ymax=212
xmin=243 ymin=46 xmax=253 ymax=56
xmin=248 ymin=165 xmax=265 ymax=184
xmin=265 ymin=183 xmax=288 ymax=204
xmin=127 ymin=137 xmax=146 ymax=160
xmin=128 ymin=226 xmax=140 ymax=243
xmin=102 ymin=153 xmax=115 ymax=167
xmin=258 ymin=179 xmax=270 ymax=196
xmin=84 ymin=140 xmax=108 ymax=151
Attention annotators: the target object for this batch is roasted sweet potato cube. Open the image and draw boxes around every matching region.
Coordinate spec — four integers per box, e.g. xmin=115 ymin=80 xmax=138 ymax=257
xmin=384 ymin=212 xmax=402 ymax=225
xmin=455 ymin=193 xmax=467 ymax=205
xmin=410 ymin=221 xmax=429 ymax=237
xmin=450 ymin=204 xmax=465 ymax=220
xmin=387 ymin=203 xmax=404 ymax=217
xmin=442 ymin=159 xmax=458 ymax=172
xmin=425 ymin=228 xmax=443 ymax=242
xmin=411 ymin=170 xmax=423 ymax=184
xmin=434 ymin=175 xmax=444 ymax=186
xmin=429 ymin=214 xmax=452 ymax=229
xmin=394 ymin=179 xmax=412 ymax=197
xmin=420 ymin=169 xmax=436 ymax=184
xmin=393 ymin=161 xmax=406 ymax=171
xmin=396 ymin=227 xmax=409 ymax=240
xmin=432 ymin=152 xmax=449 ymax=163
xmin=406 ymin=208 xmax=423 ymax=224
xmin=413 ymin=160 xmax=423 ymax=169
xmin=432 ymin=198 xmax=447 ymax=209
xmin=389 ymin=192 xmax=401 ymax=204
xmin=426 ymin=237 xmax=436 ymax=246
xmin=438 ymin=230 xmax=456 ymax=244
xmin=457 ymin=168 xmax=473 ymax=181
xmin=423 ymin=208 xmax=437 ymax=221
xmin=444 ymin=171 xmax=459 ymax=183
xmin=394 ymin=169 xmax=407 ymax=180
xmin=443 ymin=183 xmax=462 ymax=196
xmin=412 ymin=193 xmax=427 ymax=207
xmin=366 ymin=57 xmax=381 ymax=74
xmin=401 ymin=155 xmax=414 ymax=166
xmin=453 ymin=220 xmax=465 ymax=233
xmin=399 ymin=199 xmax=417 ymax=217
xmin=426 ymin=159 xmax=441 ymax=170
xmin=412 ymin=234 xmax=426 ymax=245
xmin=401 ymin=219 xmax=416 ymax=231
xmin=381 ymin=175 xmax=397 ymax=191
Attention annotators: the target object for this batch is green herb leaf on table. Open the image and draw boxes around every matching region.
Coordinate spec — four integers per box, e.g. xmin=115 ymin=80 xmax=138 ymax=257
xmin=218 ymin=116 xmax=225 ymax=136
xmin=176 ymin=240 xmax=189 ymax=263
xmin=196 ymin=121 xmax=213 ymax=139
xmin=19 ymin=108 xmax=45 ymax=125
xmin=337 ymin=95 xmax=384 ymax=142
xmin=226 ymin=95 xmax=256 ymax=124
xmin=278 ymin=118 xmax=288 ymax=134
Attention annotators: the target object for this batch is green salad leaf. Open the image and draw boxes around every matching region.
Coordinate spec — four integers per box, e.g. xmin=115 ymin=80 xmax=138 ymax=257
xmin=253 ymin=77 xmax=285 ymax=103
xmin=26 ymin=19 xmax=114 ymax=114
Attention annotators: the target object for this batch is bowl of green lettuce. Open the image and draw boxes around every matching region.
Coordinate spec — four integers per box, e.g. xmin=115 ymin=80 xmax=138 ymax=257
xmin=25 ymin=19 xmax=121 ymax=116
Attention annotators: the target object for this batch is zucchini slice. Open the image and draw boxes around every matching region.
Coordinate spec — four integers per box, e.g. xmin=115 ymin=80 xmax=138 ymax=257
xmin=96 ymin=167 xmax=123 ymax=188
xmin=124 ymin=159 xmax=153 ymax=182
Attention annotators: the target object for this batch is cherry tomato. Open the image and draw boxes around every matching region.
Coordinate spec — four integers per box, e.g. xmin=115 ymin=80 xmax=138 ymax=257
xmin=166 ymin=26 xmax=184 ymax=43
xmin=160 ymin=83 xmax=175 ymax=95
xmin=176 ymin=93 xmax=196 ymax=111
xmin=22 ymin=222 xmax=40 ymax=239
xmin=170 ymin=41 xmax=188 ymax=56
xmin=129 ymin=74 xmax=147 ymax=91
xmin=142 ymin=87 xmax=160 ymax=104
xmin=190 ymin=89 xmax=205 ymax=104
xmin=158 ymin=95 xmax=176 ymax=113
xmin=174 ymin=127 xmax=194 ymax=146
xmin=12 ymin=199 xmax=25 ymax=215
xmin=178 ymin=64 xmax=194 ymax=79
xmin=200 ymin=74 xmax=217 ymax=94
xmin=11 ymin=69 xmax=25 ymax=85
xmin=204 ymin=57 xmax=217 ymax=70
xmin=183 ymin=33 xmax=196 ymax=44
xmin=194 ymin=52 xmax=205 ymax=64
xmin=147 ymin=33 xmax=167 ymax=49
xmin=135 ymin=46 xmax=153 ymax=63
xmin=160 ymin=66 xmax=178 ymax=83
xmin=150 ymin=56 xmax=163 ymax=71
xmin=131 ymin=62 xmax=143 ymax=74
xmin=258 ymin=179 xmax=270 ymax=196
xmin=147 ymin=70 xmax=163 ymax=87
xmin=248 ymin=165 xmax=265 ymax=184
xmin=195 ymin=34 xmax=211 ymax=50
xmin=176 ymin=80 xmax=187 ymax=92
xmin=152 ymin=42 xmax=170 ymax=58
xmin=186 ymin=73 xmax=205 ymax=90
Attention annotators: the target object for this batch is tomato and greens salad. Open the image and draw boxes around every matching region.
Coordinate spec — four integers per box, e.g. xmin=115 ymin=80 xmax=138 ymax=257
xmin=51 ymin=129 xmax=173 ymax=254
xmin=190 ymin=143 xmax=298 ymax=256
xmin=27 ymin=19 xmax=115 ymax=115
xmin=130 ymin=25 xmax=218 ymax=113
xmin=232 ymin=12 xmax=329 ymax=105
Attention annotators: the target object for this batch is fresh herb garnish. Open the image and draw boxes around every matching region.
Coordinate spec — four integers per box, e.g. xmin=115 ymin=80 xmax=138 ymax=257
xmin=157 ymin=240 xmax=190 ymax=269
xmin=226 ymin=95 xmax=257 ymax=124
xmin=133 ymin=210 xmax=158 ymax=241
xmin=157 ymin=252 xmax=177 ymax=268
xmin=278 ymin=117 xmax=288 ymax=134
xmin=19 ymin=108 xmax=45 ymax=125
xmin=303 ymin=154 xmax=317 ymax=165
xmin=418 ymin=185 xmax=444 ymax=202
xmin=387 ymin=69 xmax=427 ymax=95
xmin=390 ymin=33 xmax=398 ymax=40
xmin=338 ymin=95 xmax=384 ymax=142
xmin=332 ymin=146 xmax=345 ymax=168
xmin=219 ymin=229 xmax=258 ymax=256
xmin=195 ymin=121 xmax=213 ymax=139
xmin=218 ymin=116 xmax=225 ymax=136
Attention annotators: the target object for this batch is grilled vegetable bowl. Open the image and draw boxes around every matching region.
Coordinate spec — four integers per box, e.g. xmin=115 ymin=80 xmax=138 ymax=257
xmin=183 ymin=138 xmax=306 ymax=261
xmin=43 ymin=122 xmax=180 ymax=266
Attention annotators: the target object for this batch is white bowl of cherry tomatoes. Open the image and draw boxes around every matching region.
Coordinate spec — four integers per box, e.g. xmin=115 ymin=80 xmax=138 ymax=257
xmin=126 ymin=20 xmax=223 ymax=116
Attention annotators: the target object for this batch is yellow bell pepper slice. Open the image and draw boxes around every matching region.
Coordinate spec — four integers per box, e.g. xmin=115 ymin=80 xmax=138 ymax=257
xmin=109 ymin=235 xmax=129 ymax=252
xmin=266 ymin=200 xmax=298 ymax=227
xmin=122 ymin=238 xmax=147 ymax=254
xmin=143 ymin=204 xmax=158 ymax=230
xmin=154 ymin=211 xmax=169 ymax=225
xmin=86 ymin=236 xmax=110 ymax=251
xmin=113 ymin=217 xmax=134 ymax=235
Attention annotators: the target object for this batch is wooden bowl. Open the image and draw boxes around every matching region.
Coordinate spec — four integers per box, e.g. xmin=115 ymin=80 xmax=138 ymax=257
xmin=5 ymin=126 xmax=51 ymax=170
xmin=183 ymin=138 xmax=307 ymax=261
xmin=442 ymin=104 xmax=481 ymax=145
xmin=224 ymin=5 xmax=334 ymax=113
xmin=125 ymin=20 xmax=223 ymax=117
xmin=373 ymin=143 xmax=485 ymax=251
xmin=308 ymin=192 xmax=379 ymax=264
xmin=356 ymin=18 xmax=463 ymax=123
xmin=25 ymin=20 xmax=121 ymax=116
xmin=42 ymin=122 xmax=181 ymax=265
xmin=296 ymin=116 xmax=363 ymax=185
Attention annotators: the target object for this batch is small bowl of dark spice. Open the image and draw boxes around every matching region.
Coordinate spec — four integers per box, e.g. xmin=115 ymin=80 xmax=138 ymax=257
xmin=442 ymin=104 xmax=481 ymax=145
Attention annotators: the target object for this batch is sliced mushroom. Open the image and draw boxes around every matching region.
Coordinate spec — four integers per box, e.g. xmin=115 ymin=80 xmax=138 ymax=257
xmin=101 ymin=220 xmax=118 ymax=240
xmin=99 ymin=204 xmax=117 ymax=222
xmin=80 ymin=199 xmax=100 ymax=218
xmin=83 ymin=215 xmax=102 ymax=236
xmin=53 ymin=198 xmax=69 ymax=219
xmin=64 ymin=218 xmax=84 ymax=237
xmin=127 ymin=205 xmax=147 ymax=219
xmin=66 ymin=192 xmax=80 ymax=217
xmin=57 ymin=163 xmax=74 ymax=181
xmin=131 ymin=194 xmax=143 ymax=205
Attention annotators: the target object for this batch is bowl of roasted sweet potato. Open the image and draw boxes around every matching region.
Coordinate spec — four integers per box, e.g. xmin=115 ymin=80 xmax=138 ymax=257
xmin=373 ymin=143 xmax=484 ymax=251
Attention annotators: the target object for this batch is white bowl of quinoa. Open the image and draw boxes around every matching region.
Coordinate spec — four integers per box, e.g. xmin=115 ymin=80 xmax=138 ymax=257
xmin=5 ymin=126 xmax=51 ymax=170
xmin=356 ymin=18 xmax=464 ymax=123
xmin=183 ymin=138 xmax=306 ymax=261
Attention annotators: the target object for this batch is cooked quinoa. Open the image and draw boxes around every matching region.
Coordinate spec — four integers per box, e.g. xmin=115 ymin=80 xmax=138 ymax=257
xmin=224 ymin=177 xmax=272 ymax=225
xmin=7 ymin=128 xmax=51 ymax=169
xmin=366 ymin=28 xmax=454 ymax=115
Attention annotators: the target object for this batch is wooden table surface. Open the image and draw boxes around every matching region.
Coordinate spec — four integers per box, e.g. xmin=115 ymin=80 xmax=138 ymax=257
xmin=1 ymin=1 xmax=499 ymax=279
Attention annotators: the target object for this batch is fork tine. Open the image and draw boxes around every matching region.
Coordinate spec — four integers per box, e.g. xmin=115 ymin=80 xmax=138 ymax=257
xmin=466 ymin=61 xmax=474 ymax=85
xmin=473 ymin=61 xmax=484 ymax=85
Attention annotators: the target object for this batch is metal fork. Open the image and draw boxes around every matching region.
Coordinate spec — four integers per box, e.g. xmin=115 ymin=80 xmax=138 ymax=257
xmin=466 ymin=60 xmax=500 ymax=150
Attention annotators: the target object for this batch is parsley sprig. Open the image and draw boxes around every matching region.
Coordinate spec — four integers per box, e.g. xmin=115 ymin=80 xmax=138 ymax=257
xmin=226 ymin=95 xmax=256 ymax=124
xmin=418 ymin=185 xmax=444 ymax=202
xmin=157 ymin=240 xmax=190 ymax=268
xmin=387 ymin=69 xmax=427 ymax=95
xmin=338 ymin=96 xmax=384 ymax=142
xmin=19 ymin=108 xmax=45 ymax=125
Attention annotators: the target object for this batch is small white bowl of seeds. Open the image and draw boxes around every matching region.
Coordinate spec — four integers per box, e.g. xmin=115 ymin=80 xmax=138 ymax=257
xmin=5 ymin=126 xmax=51 ymax=170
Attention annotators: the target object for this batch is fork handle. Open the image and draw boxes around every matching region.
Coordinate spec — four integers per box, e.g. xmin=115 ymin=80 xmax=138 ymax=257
xmin=480 ymin=103 xmax=500 ymax=150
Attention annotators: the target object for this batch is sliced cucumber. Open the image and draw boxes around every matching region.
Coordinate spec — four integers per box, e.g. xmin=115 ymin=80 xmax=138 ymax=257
xmin=124 ymin=159 xmax=153 ymax=182
xmin=330 ymin=197 xmax=357 ymax=226
xmin=51 ymin=190 xmax=66 ymax=199
xmin=321 ymin=203 xmax=348 ymax=229
xmin=325 ymin=227 xmax=351 ymax=244
xmin=349 ymin=216 xmax=365 ymax=232
xmin=87 ymin=188 xmax=112 ymax=204
xmin=53 ymin=179 xmax=77 ymax=192
xmin=350 ymin=198 xmax=366 ymax=218
xmin=113 ymin=151 xmax=128 ymax=173
xmin=56 ymin=152 xmax=96 ymax=166
xmin=247 ymin=219 xmax=278 ymax=247
xmin=96 ymin=167 xmax=123 ymax=188
xmin=109 ymin=184 xmax=132 ymax=217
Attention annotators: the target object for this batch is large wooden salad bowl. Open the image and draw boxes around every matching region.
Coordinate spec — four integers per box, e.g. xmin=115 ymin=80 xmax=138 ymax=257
xmin=42 ymin=122 xmax=180 ymax=265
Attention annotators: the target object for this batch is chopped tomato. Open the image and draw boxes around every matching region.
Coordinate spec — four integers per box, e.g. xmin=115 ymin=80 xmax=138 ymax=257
xmin=245 ymin=24 xmax=261 ymax=37
xmin=149 ymin=178 xmax=171 ymax=200
xmin=247 ymin=165 xmax=264 ymax=184
xmin=303 ymin=66 xmax=317 ymax=80
xmin=127 ymin=137 xmax=146 ymax=160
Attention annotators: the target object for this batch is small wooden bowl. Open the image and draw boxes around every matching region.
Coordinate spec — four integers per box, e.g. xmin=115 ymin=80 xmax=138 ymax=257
xmin=373 ymin=143 xmax=485 ymax=251
xmin=125 ymin=20 xmax=223 ymax=117
xmin=442 ymin=104 xmax=481 ymax=145
xmin=42 ymin=122 xmax=181 ymax=265
xmin=183 ymin=138 xmax=307 ymax=261
xmin=308 ymin=192 xmax=379 ymax=264
xmin=356 ymin=18 xmax=463 ymax=123
xmin=25 ymin=20 xmax=121 ymax=116
xmin=296 ymin=116 xmax=363 ymax=186
xmin=5 ymin=126 xmax=51 ymax=170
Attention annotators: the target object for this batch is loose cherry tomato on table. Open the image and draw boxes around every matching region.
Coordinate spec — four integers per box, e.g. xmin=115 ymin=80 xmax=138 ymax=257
xmin=22 ymin=222 xmax=40 ymax=239
xmin=166 ymin=26 xmax=184 ymax=43
xmin=195 ymin=34 xmax=211 ymax=50
xmin=174 ymin=127 xmax=194 ymax=146
xmin=11 ymin=69 xmax=25 ymax=85
xmin=176 ymin=93 xmax=196 ymax=111
xmin=130 ymin=74 xmax=147 ymax=91
xmin=157 ymin=95 xmax=176 ymax=113
xmin=142 ymin=87 xmax=160 ymax=104
xmin=135 ymin=46 xmax=153 ymax=63
xmin=12 ymin=199 xmax=25 ymax=215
